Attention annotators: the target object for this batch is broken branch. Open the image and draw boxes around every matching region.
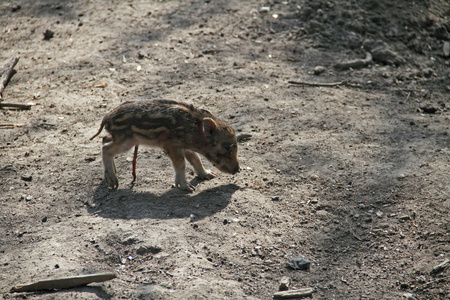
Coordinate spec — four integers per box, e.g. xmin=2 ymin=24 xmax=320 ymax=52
xmin=0 ymin=57 xmax=19 ymax=99
xmin=0 ymin=123 xmax=25 ymax=128
xmin=273 ymin=288 xmax=315 ymax=299
xmin=10 ymin=272 xmax=116 ymax=293
xmin=334 ymin=52 xmax=372 ymax=70
xmin=288 ymin=80 xmax=360 ymax=88
xmin=0 ymin=102 xmax=35 ymax=110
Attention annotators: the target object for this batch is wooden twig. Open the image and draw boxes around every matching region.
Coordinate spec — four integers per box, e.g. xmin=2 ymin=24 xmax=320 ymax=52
xmin=10 ymin=272 xmax=116 ymax=293
xmin=424 ymin=275 xmax=450 ymax=286
xmin=289 ymin=80 xmax=344 ymax=87
xmin=0 ymin=123 xmax=24 ymax=128
xmin=0 ymin=102 xmax=34 ymax=110
xmin=0 ymin=57 xmax=19 ymax=99
xmin=273 ymin=288 xmax=315 ymax=299
xmin=288 ymin=80 xmax=361 ymax=88
xmin=334 ymin=52 xmax=372 ymax=70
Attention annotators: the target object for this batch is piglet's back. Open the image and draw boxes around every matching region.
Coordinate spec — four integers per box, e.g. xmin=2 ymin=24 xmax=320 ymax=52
xmin=102 ymin=100 xmax=209 ymax=141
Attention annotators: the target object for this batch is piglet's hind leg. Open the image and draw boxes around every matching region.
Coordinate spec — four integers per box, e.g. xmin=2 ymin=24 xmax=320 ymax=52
xmin=102 ymin=137 xmax=136 ymax=189
xmin=131 ymin=145 xmax=139 ymax=184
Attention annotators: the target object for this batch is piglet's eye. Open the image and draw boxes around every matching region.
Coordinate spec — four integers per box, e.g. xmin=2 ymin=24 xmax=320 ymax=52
xmin=223 ymin=143 xmax=235 ymax=154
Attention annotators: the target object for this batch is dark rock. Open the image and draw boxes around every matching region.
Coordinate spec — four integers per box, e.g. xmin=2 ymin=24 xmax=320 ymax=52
xmin=11 ymin=5 xmax=21 ymax=12
xmin=364 ymin=40 xmax=404 ymax=65
xmin=287 ymin=257 xmax=310 ymax=271
xmin=122 ymin=237 xmax=139 ymax=245
xmin=237 ymin=133 xmax=252 ymax=142
xmin=148 ymin=245 xmax=162 ymax=254
xmin=43 ymin=30 xmax=54 ymax=40
xmin=136 ymin=246 xmax=150 ymax=255
xmin=21 ymin=174 xmax=32 ymax=182
xmin=419 ymin=105 xmax=438 ymax=114
xmin=400 ymin=282 xmax=409 ymax=289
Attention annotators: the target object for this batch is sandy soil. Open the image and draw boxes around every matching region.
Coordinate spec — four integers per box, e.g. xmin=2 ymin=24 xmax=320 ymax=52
xmin=1 ymin=0 xmax=449 ymax=299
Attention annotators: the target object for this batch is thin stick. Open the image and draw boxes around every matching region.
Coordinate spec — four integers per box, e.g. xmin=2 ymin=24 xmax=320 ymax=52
xmin=424 ymin=275 xmax=450 ymax=286
xmin=10 ymin=272 xmax=116 ymax=292
xmin=0 ymin=57 xmax=19 ymax=99
xmin=0 ymin=102 xmax=34 ymax=110
xmin=0 ymin=123 xmax=24 ymax=128
xmin=288 ymin=80 xmax=361 ymax=88
xmin=288 ymin=80 xmax=344 ymax=87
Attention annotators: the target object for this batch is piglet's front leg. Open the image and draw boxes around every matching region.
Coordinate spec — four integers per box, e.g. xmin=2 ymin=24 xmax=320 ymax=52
xmin=164 ymin=146 xmax=195 ymax=191
xmin=185 ymin=150 xmax=215 ymax=180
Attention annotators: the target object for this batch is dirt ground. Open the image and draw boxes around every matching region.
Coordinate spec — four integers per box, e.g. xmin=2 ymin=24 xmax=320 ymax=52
xmin=1 ymin=0 xmax=449 ymax=299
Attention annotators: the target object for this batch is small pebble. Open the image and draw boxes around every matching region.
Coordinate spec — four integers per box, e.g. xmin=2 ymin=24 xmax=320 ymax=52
xmin=136 ymin=246 xmax=149 ymax=255
xmin=11 ymin=5 xmax=21 ymax=12
xmin=279 ymin=276 xmax=290 ymax=291
xmin=313 ymin=65 xmax=327 ymax=75
xmin=21 ymin=175 xmax=32 ymax=182
xmin=403 ymin=292 xmax=415 ymax=299
xmin=400 ymin=283 xmax=409 ymax=289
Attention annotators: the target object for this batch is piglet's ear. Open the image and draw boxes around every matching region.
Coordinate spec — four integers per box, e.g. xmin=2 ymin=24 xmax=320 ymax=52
xmin=202 ymin=118 xmax=217 ymax=138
